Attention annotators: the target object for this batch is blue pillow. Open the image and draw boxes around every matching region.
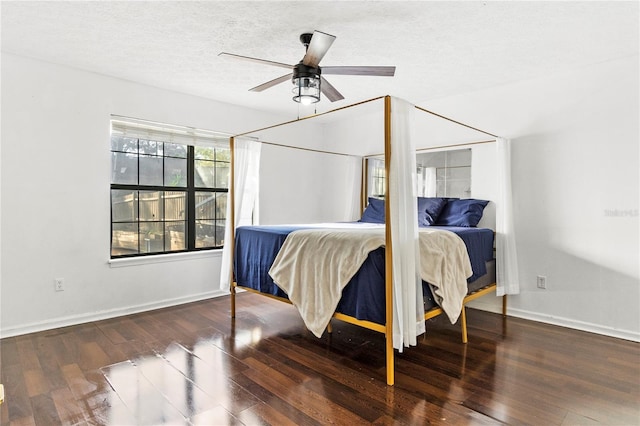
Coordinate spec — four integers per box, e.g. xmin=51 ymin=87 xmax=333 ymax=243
xmin=435 ymin=199 xmax=489 ymax=227
xmin=417 ymin=197 xmax=447 ymax=226
xmin=360 ymin=197 xmax=385 ymax=223
xmin=360 ymin=197 xmax=448 ymax=226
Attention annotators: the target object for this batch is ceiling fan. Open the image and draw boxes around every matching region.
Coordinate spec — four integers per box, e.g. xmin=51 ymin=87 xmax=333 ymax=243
xmin=219 ymin=30 xmax=396 ymax=105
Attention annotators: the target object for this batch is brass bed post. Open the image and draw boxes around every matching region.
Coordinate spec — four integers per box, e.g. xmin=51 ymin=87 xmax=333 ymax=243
xmin=229 ymin=137 xmax=236 ymax=318
xmin=460 ymin=307 xmax=468 ymax=344
xmin=384 ymin=95 xmax=394 ymax=386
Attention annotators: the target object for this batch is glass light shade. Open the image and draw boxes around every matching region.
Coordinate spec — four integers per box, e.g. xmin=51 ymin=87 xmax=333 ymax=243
xmin=292 ymin=76 xmax=321 ymax=105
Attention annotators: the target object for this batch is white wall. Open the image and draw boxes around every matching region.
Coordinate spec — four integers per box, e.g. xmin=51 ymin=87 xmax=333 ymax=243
xmin=259 ymin=144 xmax=361 ymax=224
xmin=0 ymin=53 xmax=323 ymax=336
xmin=237 ymin=115 xmax=364 ymax=225
xmin=422 ymin=55 xmax=639 ymax=341
xmin=470 ymin=143 xmax=497 ymax=229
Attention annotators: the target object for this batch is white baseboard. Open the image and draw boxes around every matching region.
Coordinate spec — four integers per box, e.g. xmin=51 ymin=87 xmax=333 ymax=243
xmin=6 ymin=290 xmax=638 ymax=344
xmin=469 ymin=299 xmax=640 ymax=343
xmin=1 ymin=290 xmax=229 ymax=338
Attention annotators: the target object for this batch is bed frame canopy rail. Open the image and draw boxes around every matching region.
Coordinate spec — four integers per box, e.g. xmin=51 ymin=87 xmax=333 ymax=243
xmin=227 ymin=95 xmax=503 ymax=386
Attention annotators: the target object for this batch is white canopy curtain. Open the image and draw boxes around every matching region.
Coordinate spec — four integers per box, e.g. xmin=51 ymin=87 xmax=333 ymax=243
xmin=388 ymin=97 xmax=425 ymax=350
xmin=417 ymin=166 xmax=437 ymax=197
xmin=343 ymin=155 xmax=363 ymax=221
xmin=220 ymin=138 xmax=262 ymax=291
xmin=496 ymin=137 xmax=520 ymax=296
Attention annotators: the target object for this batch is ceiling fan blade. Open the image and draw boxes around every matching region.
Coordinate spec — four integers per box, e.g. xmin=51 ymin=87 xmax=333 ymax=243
xmin=320 ymin=77 xmax=344 ymax=102
xmin=322 ymin=66 xmax=396 ymax=76
xmin=218 ymin=52 xmax=293 ymax=70
xmin=249 ymin=73 xmax=293 ymax=92
xmin=302 ymin=31 xmax=336 ymax=68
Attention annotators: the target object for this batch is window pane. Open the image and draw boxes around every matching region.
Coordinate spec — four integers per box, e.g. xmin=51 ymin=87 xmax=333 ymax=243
xmin=111 ymin=135 xmax=138 ymax=153
xmin=139 ymin=155 xmax=163 ymax=186
xmin=140 ymin=222 xmax=164 ymax=253
xmin=215 ymin=161 xmax=230 ymax=188
xmin=196 ymin=220 xmax=217 ymax=248
xmin=111 ymin=152 xmax=138 ymax=184
xmin=164 ymin=143 xmax=187 ymax=158
xmin=164 ymin=191 xmax=186 ymax=220
xmin=112 ymin=222 xmax=138 ymax=256
xmin=216 ymin=193 xmax=227 ymax=220
xmin=194 ymin=159 xmax=215 ymax=188
xmin=139 ymin=139 xmax=160 ymax=155
xmin=215 ymin=148 xmax=230 ymax=161
xmin=111 ymin=190 xmax=137 ymax=222
xmin=195 ymin=192 xmax=216 ymax=220
xmin=420 ymin=151 xmax=446 ymax=168
xmin=372 ymin=177 xmax=385 ymax=197
xmin=447 ymin=149 xmax=472 ymax=167
xmin=195 ymin=146 xmax=215 ymax=160
xmin=166 ymin=221 xmax=186 ymax=251
xmin=139 ymin=191 xmax=163 ymax=221
xmin=164 ymin=157 xmax=187 ymax=187
xmin=215 ymin=219 xmax=226 ymax=246
xmin=448 ymin=166 xmax=471 ymax=180
xmin=447 ymin=180 xmax=472 ymax=198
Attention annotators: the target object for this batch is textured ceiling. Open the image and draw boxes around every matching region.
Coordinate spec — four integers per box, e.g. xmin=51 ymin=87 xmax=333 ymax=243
xmin=1 ymin=1 xmax=638 ymax=117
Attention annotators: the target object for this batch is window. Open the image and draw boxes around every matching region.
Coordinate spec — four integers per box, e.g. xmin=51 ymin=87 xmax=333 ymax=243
xmin=110 ymin=119 xmax=230 ymax=258
xmin=367 ymin=158 xmax=386 ymax=198
xmin=417 ymin=148 xmax=471 ymax=198
xmin=365 ymin=148 xmax=472 ymax=199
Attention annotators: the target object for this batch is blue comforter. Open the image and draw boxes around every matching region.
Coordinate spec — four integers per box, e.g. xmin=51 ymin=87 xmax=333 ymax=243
xmin=234 ymin=224 xmax=494 ymax=325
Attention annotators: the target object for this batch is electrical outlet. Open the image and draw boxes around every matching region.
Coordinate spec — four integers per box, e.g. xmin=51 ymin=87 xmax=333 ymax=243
xmin=536 ymin=275 xmax=547 ymax=289
xmin=54 ymin=278 xmax=65 ymax=292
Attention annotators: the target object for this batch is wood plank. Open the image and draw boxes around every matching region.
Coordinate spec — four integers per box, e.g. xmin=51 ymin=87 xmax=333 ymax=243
xmin=158 ymin=343 xmax=260 ymax=415
xmin=7 ymin=416 xmax=36 ymax=426
xmin=50 ymin=387 xmax=89 ymax=425
xmin=237 ymin=401 xmax=300 ymax=426
xmin=2 ymin=365 xmax=32 ymax=422
xmin=240 ymin=357 xmax=368 ymax=425
xmin=15 ymin=337 xmax=41 ymax=371
xmin=31 ymin=334 xmax=69 ymax=390
xmin=1 ymin=338 xmax=21 ymax=369
xmin=29 ymin=394 xmax=61 ymax=425
xmin=22 ymin=369 xmax=50 ymax=398
xmin=188 ymin=405 xmax=242 ymax=425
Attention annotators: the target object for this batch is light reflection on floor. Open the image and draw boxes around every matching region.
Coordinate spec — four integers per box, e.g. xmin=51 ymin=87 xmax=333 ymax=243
xmin=100 ymin=327 xmax=264 ymax=425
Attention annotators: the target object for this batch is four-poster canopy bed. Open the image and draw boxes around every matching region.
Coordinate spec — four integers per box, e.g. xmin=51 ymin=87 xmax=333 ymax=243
xmin=224 ymin=95 xmax=509 ymax=386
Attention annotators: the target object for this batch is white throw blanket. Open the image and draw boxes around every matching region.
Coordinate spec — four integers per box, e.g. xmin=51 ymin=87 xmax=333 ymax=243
xmin=269 ymin=226 xmax=472 ymax=338
xmin=417 ymin=228 xmax=473 ymax=324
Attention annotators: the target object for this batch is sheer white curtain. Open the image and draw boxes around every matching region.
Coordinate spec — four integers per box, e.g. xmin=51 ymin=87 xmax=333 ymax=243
xmin=420 ymin=167 xmax=437 ymax=197
xmin=342 ymin=156 xmax=363 ymax=221
xmin=219 ymin=138 xmax=262 ymax=291
xmin=496 ymin=138 xmax=520 ymax=296
xmin=388 ymin=97 xmax=425 ymax=350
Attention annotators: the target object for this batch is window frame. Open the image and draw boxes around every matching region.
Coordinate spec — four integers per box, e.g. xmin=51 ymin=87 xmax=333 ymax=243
xmin=110 ymin=118 xmax=231 ymax=259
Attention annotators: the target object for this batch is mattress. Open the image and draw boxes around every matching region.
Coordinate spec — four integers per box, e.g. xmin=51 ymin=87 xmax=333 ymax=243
xmin=234 ymin=224 xmax=495 ymax=325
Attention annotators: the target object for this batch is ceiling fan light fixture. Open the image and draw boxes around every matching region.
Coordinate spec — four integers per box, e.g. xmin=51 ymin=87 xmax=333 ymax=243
xmin=292 ymin=75 xmax=321 ymax=105
xmin=222 ymin=30 xmax=394 ymax=104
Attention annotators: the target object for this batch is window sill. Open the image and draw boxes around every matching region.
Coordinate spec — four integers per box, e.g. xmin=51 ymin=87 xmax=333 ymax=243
xmin=109 ymin=249 xmax=222 ymax=268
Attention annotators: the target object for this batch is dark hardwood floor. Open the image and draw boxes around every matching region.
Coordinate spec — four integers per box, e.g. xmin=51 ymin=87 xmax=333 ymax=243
xmin=1 ymin=292 xmax=638 ymax=425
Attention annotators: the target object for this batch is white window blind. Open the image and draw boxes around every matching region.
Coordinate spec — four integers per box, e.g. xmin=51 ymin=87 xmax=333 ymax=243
xmin=110 ymin=115 xmax=231 ymax=148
